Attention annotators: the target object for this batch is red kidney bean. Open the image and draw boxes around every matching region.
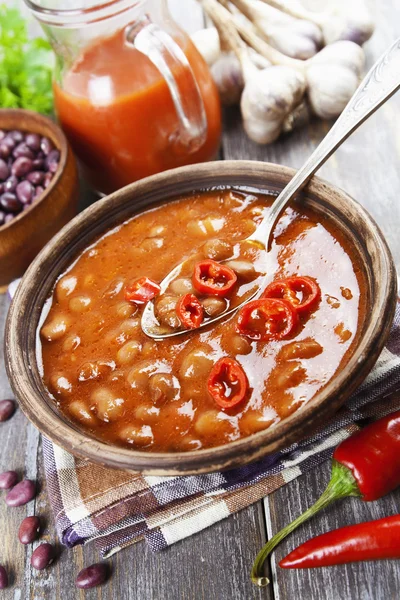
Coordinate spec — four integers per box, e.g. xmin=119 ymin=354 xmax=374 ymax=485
xmin=0 ymin=158 xmax=9 ymax=181
xmin=0 ymin=211 xmax=5 ymax=226
xmin=13 ymin=143 xmax=35 ymax=160
xmin=0 ymin=130 xmax=5 ymax=141
xmin=9 ymin=130 xmax=24 ymax=143
xmin=19 ymin=516 xmax=41 ymax=544
xmin=16 ymin=181 xmax=34 ymax=205
xmin=0 ymin=143 xmax=10 ymax=159
xmin=31 ymin=543 xmax=55 ymax=570
xmin=48 ymin=161 xmax=59 ymax=174
xmin=45 ymin=149 xmax=60 ymax=167
xmin=11 ymin=157 xmax=33 ymax=177
xmin=2 ymin=137 xmax=16 ymax=151
xmin=40 ymin=137 xmax=54 ymax=156
xmin=34 ymin=186 xmax=44 ymax=199
xmin=43 ymin=172 xmax=53 ymax=189
xmin=5 ymin=479 xmax=36 ymax=506
xmin=0 ymin=471 xmax=18 ymax=489
xmin=0 ymin=399 xmax=16 ymax=421
xmin=4 ymin=214 xmax=14 ymax=224
xmin=0 ymin=193 xmax=22 ymax=214
xmin=27 ymin=171 xmax=44 ymax=185
xmin=0 ymin=565 xmax=8 ymax=589
xmin=76 ymin=563 xmax=110 ymax=589
xmin=25 ymin=133 xmax=41 ymax=151
xmin=32 ymin=158 xmax=45 ymax=170
xmin=4 ymin=175 xmax=18 ymax=193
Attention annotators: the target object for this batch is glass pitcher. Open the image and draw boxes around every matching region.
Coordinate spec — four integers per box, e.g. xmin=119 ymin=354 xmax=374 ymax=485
xmin=24 ymin=0 xmax=222 ymax=194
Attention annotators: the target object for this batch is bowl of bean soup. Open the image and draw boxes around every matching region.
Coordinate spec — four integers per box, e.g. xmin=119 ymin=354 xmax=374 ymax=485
xmin=5 ymin=161 xmax=396 ymax=474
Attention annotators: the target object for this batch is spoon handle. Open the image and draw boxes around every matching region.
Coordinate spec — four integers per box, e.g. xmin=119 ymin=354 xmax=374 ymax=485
xmin=250 ymin=37 xmax=400 ymax=248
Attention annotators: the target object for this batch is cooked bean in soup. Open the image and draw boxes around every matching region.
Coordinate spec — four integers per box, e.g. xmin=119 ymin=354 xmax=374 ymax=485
xmin=40 ymin=190 xmax=366 ymax=452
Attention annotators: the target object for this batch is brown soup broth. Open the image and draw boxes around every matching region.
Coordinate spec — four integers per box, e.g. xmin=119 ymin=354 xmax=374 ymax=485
xmin=39 ymin=190 xmax=367 ymax=452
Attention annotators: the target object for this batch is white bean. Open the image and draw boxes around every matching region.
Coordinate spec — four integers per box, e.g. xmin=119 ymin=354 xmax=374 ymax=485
xmin=179 ymin=347 xmax=214 ymax=380
xmin=115 ymin=301 xmax=137 ymax=319
xmin=69 ymin=296 xmax=92 ymax=313
xmin=69 ymin=401 xmax=96 ymax=425
xmin=62 ymin=334 xmax=81 ymax=352
xmin=127 ymin=361 xmax=155 ymax=390
xmin=279 ymin=340 xmax=322 ymax=361
xmin=91 ymin=388 xmax=125 ymax=422
xmin=41 ymin=314 xmax=70 ymax=341
xmin=169 ymin=277 xmax=195 ymax=295
xmin=134 ymin=404 xmax=160 ymax=423
xmin=202 ymin=239 xmax=232 ymax=261
xmin=55 ymin=275 xmax=77 ymax=302
xmin=202 ymin=297 xmax=227 ymax=318
xmin=140 ymin=237 xmax=164 ymax=251
xmin=103 ymin=278 xmax=125 ymax=299
xmin=224 ymin=260 xmax=255 ymax=280
xmin=78 ymin=360 xmax=115 ymax=382
xmin=116 ymin=340 xmax=141 ymax=365
xmin=49 ymin=374 xmax=73 ymax=397
xmin=148 ymin=373 xmax=178 ymax=404
xmin=119 ymin=424 xmax=154 ymax=447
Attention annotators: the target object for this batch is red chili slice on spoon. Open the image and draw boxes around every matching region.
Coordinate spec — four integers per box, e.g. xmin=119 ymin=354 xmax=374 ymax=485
xmin=262 ymin=276 xmax=321 ymax=315
xmin=176 ymin=293 xmax=204 ymax=329
xmin=124 ymin=277 xmax=161 ymax=304
xmin=236 ymin=298 xmax=298 ymax=341
xmin=193 ymin=259 xmax=237 ymax=297
xmin=207 ymin=357 xmax=248 ymax=409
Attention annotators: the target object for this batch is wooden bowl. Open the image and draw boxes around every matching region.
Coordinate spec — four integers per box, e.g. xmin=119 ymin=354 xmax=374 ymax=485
xmin=0 ymin=109 xmax=79 ymax=289
xmin=5 ymin=161 xmax=397 ymax=475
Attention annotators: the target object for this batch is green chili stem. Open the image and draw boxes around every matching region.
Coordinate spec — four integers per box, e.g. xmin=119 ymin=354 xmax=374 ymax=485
xmin=251 ymin=461 xmax=361 ymax=587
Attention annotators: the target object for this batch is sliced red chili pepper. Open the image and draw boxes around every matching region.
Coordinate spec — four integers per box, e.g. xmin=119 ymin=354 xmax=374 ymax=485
xmin=207 ymin=357 xmax=249 ymax=409
xmin=262 ymin=276 xmax=321 ymax=315
xmin=124 ymin=277 xmax=160 ymax=304
xmin=193 ymin=259 xmax=237 ymax=297
xmin=236 ymin=298 xmax=298 ymax=341
xmin=176 ymin=293 xmax=204 ymax=329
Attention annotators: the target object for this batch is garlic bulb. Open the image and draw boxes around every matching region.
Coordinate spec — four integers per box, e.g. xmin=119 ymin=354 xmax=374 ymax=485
xmin=306 ymin=41 xmax=365 ymax=119
xmin=211 ymin=54 xmax=244 ymax=105
xmin=241 ymin=64 xmax=306 ymax=143
xmin=191 ymin=27 xmax=221 ymax=65
xmin=246 ymin=0 xmax=322 ymax=59
xmin=258 ymin=0 xmax=375 ymax=46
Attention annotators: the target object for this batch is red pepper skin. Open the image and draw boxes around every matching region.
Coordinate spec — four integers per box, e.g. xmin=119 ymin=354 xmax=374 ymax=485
xmin=333 ymin=410 xmax=400 ymax=501
xmin=176 ymin=294 xmax=204 ymax=329
xmin=125 ymin=277 xmax=160 ymax=304
xmin=236 ymin=298 xmax=299 ymax=341
xmin=207 ymin=357 xmax=249 ymax=409
xmin=262 ymin=276 xmax=321 ymax=316
xmin=193 ymin=260 xmax=237 ymax=297
xmin=280 ymin=515 xmax=400 ymax=569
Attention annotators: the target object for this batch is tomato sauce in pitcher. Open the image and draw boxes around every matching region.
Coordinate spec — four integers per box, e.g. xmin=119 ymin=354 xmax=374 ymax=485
xmin=53 ymin=26 xmax=221 ymax=194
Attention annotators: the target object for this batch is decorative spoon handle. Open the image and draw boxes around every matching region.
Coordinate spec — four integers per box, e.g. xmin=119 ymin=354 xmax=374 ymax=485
xmin=249 ymin=37 xmax=400 ymax=248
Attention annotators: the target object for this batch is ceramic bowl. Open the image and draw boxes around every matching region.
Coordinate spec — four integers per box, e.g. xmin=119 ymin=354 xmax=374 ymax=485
xmin=5 ymin=161 xmax=397 ymax=475
xmin=0 ymin=109 xmax=79 ymax=289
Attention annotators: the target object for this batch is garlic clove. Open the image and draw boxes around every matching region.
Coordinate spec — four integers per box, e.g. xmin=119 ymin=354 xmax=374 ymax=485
xmin=211 ymin=53 xmax=244 ymax=105
xmin=306 ymin=63 xmax=360 ymax=120
xmin=241 ymin=66 xmax=306 ymax=144
xmin=322 ymin=0 xmax=375 ymax=46
xmin=266 ymin=24 xmax=319 ymax=60
xmin=191 ymin=27 xmax=221 ymax=66
xmin=308 ymin=40 xmax=365 ymax=77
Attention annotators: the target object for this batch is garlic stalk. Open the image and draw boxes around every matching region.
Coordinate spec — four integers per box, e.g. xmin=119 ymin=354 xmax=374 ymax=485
xmin=225 ymin=8 xmax=365 ymax=120
xmin=258 ymin=0 xmax=375 ymax=46
xmin=190 ymin=27 xmax=221 ymax=65
xmin=202 ymin=0 xmax=306 ymax=144
xmin=229 ymin=0 xmax=322 ymax=60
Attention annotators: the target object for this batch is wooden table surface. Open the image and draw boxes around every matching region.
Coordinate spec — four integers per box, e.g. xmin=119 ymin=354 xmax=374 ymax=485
xmin=2 ymin=1 xmax=400 ymax=598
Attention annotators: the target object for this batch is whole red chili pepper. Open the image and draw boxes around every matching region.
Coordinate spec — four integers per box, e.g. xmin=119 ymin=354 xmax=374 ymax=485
xmin=251 ymin=409 xmax=400 ymax=587
xmin=280 ymin=515 xmax=400 ymax=569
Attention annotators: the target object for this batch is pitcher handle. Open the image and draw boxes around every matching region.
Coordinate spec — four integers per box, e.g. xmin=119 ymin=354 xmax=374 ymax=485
xmin=126 ymin=18 xmax=208 ymax=153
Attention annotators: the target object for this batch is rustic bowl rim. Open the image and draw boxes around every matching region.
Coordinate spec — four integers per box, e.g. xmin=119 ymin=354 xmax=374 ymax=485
xmin=0 ymin=108 xmax=68 ymax=232
xmin=5 ymin=160 xmax=397 ymax=475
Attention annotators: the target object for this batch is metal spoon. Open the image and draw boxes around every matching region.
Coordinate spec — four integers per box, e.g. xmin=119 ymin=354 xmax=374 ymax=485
xmin=142 ymin=37 xmax=400 ymax=339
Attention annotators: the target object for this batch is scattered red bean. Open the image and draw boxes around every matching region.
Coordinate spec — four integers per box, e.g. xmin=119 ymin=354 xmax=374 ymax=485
xmin=16 ymin=181 xmax=34 ymax=205
xmin=40 ymin=136 xmax=54 ymax=156
xmin=19 ymin=516 xmax=41 ymax=544
xmin=5 ymin=479 xmax=36 ymax=507
xmin=12 ymin=157 xmax=33 ymax=178
xmin=0 ymin=471 xmax=18 ymax=490
xmin=0 ymin=399 xmax=16 ymax=422
xmin=0 ymin=565 xmax=8 ymax=589
xmin=0 ymin=158 xmax=9 ymax=181
xmin=31 ymin=543 xmax=55 ymax=570
xmin=13 ymin=143 xmax=35 ymax=160
xmin=76 ymin=563 xmax=110 ymax=589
